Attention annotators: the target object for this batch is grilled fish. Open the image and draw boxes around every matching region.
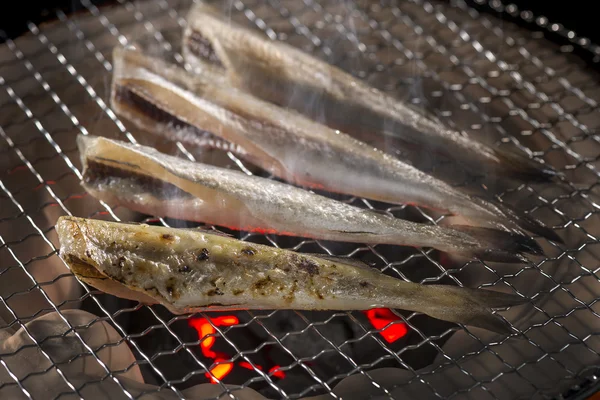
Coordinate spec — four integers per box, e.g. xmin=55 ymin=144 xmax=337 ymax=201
xmin=182 ymin=3 xmax=558 ymax=184
xmin=56 ymin=216 xmax=528 ymax=334
xmin=78 ymin=134 xmax=542 ymax=262
xmin=110 ymin=44 xmax=560 ymax=242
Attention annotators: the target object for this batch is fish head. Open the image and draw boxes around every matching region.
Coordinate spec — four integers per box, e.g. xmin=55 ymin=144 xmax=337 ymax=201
xmin=56 ymin=217 xmax=158 ymax=305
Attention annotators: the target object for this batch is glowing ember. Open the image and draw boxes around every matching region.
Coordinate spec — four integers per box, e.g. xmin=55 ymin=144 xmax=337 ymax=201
xmin=239 ymin=361 xmax=260 ymax=371
xmin=189 ymin=316 xmax=286 ymax=383
xmin=363 ymin=308 xmax=408 ymax=343
xmin=205 ymin=359 xmax=234 ymax=383
xmin=268 ymin=365 xmax=286 ymax=380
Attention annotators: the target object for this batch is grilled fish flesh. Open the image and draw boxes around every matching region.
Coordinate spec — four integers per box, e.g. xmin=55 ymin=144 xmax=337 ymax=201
xmin=78 ymin=134 xmax=542 ymax=262
xmin=182 ymin=3 xmax=558 ymax=184
xmin=56 ymin=216 xmax=528 ymax=334
xmin=110 ymin=44 xmax=560 ymax=242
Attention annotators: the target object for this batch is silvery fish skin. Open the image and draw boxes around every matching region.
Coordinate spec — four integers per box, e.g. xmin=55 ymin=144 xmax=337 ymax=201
xmin=182 ymin=3 xmax=558 ymax=184
xmin=78 ymin=134 xmax=542 ymax=262
xmin=56 ymin=216 xmax=528 ymax=334
xmin=110 ymin=45 xmax=560 ymax=242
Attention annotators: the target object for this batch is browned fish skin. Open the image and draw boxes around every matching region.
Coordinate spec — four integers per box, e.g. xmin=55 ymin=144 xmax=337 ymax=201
xmin=57 ymin=216 xmax=528 ymax=334
xmin=78 ymin=134 xmax=543 ymax=262
xmin=110 ymin=44 xmax=560 ymax=243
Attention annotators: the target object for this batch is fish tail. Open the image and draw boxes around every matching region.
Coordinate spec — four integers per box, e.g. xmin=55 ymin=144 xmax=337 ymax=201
xmin=423 ymin=285 xmax=527 ymax=335
xmin=492 ymin=147 xmax=561 ymax=183
xmin=448 ymin=225 xmax=544 ymax=263
xmin=492 ymin=201 xmax=564 ymax=244
xmin=464 ymin=195 xmax=563 ymax=244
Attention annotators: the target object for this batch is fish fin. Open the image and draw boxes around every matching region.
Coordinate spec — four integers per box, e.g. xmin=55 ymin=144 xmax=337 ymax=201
xmin=425 ymin=285 xmax=527 ymax=335
xmin=307 ymin=254 xmax=374 ymax=270
xmin=448 ymin=225 xmax=544 ymax=263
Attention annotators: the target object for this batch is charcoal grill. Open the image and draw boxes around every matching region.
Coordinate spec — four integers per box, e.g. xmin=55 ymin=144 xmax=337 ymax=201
xmin=1 ymin=0 xmax=600 ymax=399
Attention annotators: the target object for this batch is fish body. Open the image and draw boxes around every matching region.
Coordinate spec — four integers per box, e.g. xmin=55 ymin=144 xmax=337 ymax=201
xmin=181 ymin=3 xmax=558 ymax=184
xmin=56 ymin=216 xmax=527 ymax=334
xmin=78 ymin=134 xmax=542 ymax=262
xmin=110 ymin=45 xmax=559 ymax=242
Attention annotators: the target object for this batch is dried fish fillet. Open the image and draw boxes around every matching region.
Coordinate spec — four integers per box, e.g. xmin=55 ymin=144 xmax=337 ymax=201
xmin=110 ymin=44 xmax=560 ymax=243
xmin=78 ymin=134 xmax=542 ymax=262
xmin=56 ymin=216 xmax=528 ymax=334
xmin=182 ymin=3 xmax=558 ymax=184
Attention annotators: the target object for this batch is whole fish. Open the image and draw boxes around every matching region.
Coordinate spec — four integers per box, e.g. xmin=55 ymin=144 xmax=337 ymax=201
xmin=78 ymin=134 xmax=542 ymax=262
xmin=181 ymin=3 xmax=559 ymax=184
xmin=56 ymin=216 xmax=528 ymax=334
xmin=110 ymin=44 xmax=560 ymax=242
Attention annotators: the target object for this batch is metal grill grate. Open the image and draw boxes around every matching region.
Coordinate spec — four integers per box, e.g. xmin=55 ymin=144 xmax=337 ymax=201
xmin=1 ymin=0 xmax=600 ymax=399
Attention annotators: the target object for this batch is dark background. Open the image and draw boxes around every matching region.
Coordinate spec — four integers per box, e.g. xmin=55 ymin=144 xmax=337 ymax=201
xmin=1 ymin=0 xmax=599 ymax=53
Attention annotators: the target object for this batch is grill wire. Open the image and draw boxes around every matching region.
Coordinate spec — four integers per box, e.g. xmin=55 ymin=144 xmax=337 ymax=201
xmin=1 ymin=0 xmax=600 ymax=399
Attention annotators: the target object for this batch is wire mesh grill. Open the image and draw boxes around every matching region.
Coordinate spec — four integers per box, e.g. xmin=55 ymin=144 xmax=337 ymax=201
xmin=1 ymin=0 xmax=600 ymax=399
